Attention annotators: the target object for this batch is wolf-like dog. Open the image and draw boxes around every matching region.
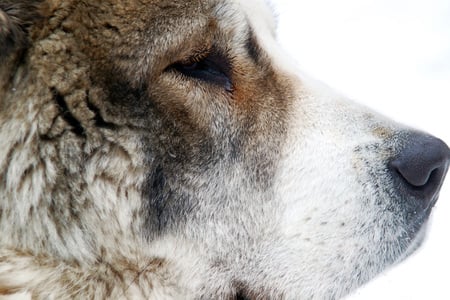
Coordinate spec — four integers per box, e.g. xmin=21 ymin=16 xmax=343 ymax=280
xmin=0 ymin=0 xmax=449 ymax=299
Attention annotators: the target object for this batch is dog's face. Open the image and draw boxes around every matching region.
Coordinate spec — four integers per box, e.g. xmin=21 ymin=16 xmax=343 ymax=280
xmin=0 ymin=0 xmax=449 ymax=299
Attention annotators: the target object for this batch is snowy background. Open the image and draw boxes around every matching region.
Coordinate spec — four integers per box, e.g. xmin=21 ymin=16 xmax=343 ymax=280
xmin=273 ymin=0 xmax=450 ymax=299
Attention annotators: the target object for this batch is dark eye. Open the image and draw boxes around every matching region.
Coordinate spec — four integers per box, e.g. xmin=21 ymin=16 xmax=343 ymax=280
xmin=170 ymin=53 xmax=232 ymax=92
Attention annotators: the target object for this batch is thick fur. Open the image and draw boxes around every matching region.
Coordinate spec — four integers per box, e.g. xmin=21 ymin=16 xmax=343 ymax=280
xmin=0 ymin=1 xmax=43 ymax=61
xmin=0 ymin=0 xmax=447 ymax=299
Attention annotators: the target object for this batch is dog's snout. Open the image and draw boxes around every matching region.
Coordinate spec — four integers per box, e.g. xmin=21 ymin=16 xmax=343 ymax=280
xmin=390 ymin=133 xmax=450 ymax=203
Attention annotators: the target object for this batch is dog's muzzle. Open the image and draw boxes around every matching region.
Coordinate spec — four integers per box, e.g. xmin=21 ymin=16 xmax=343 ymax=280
xmin=389 ymin=131 xmax=450 ymax=213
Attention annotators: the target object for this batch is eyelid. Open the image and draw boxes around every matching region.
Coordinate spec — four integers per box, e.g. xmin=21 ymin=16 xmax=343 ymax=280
xmin=168 ymin=48 xmax=233 ymax=92
xmin=178 ymin=47 xmax=212 ymax=65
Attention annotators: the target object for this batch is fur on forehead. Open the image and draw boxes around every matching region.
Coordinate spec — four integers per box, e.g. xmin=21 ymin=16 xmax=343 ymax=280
xmin=233 ymin=0 xmax=277 ymax=37
xmin=209 ymin=0 xmax=277 ymax=47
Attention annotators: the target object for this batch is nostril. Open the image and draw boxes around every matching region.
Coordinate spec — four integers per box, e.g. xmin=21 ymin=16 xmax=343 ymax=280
xmin=389 ymin=133 xmax=450 ymax=199
xmin=390 ymin=157 xmax=444 ymax=187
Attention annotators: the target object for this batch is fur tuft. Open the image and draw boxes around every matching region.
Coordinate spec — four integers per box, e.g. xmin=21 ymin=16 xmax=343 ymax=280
xmin=0 ymin=1 xmax=43 ymax=59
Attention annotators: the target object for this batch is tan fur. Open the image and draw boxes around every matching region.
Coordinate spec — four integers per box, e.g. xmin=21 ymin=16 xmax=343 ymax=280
xmin=0 ymin=0 xmax=287 ymax=298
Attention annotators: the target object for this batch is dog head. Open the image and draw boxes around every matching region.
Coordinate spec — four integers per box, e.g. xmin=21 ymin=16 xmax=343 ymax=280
xmin=0 ymin=0 xmax=449 ymax=298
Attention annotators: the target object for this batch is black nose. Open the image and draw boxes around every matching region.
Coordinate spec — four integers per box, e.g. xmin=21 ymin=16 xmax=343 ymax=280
xmin=390 ymin=132 xmax=450 ymax=204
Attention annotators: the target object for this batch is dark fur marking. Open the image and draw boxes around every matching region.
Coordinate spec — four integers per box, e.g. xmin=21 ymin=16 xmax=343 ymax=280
xmin=235 ymin=292 xmax=250 ymax=300
xmin=103 ymin=22 xmax=120 ymax=34
xmin=144 ymin=162 xmax=199 ymax=240
xmin=106 ymin=77 xmax=149 ymax=110
xmin=245 ymin=27 xmax=261 ymax=64
xmin=0 ymin=9 xmax=22 ymax=57
xmin=0 ymin=0 xmax=43 ymax=60
xmin=151 ymin=165 xmax=167 ymax=231
xmin=86 ymin=100 xmax=117 ymax=130
xmin=233 ymin=281 xmax=270 ymax=300
xmin=144 ymin=165 xmax=170 ymax=236
xmin=51 ymin=88 xmax=86 ymax=137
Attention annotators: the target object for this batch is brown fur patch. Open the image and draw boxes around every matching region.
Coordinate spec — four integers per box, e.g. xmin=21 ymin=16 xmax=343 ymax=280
xmin=0 ymin=0 xmax=296 ymax=298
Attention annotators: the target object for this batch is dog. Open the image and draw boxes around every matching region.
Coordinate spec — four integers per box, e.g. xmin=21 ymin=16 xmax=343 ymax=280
xmin=0 ymin=0 xmax=449 ymax=299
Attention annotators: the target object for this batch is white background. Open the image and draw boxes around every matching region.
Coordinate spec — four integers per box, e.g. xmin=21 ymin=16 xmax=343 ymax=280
xmin=273 ymin=0 xmax=450 ymax=299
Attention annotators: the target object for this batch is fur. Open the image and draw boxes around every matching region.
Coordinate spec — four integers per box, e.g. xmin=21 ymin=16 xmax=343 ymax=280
xmin=0 ymin=0 xmax=448 ymax=299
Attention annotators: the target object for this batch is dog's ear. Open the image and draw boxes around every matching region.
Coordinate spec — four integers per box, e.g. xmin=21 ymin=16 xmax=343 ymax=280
xmin=0 ymin=1 xmax=43 ymax=60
